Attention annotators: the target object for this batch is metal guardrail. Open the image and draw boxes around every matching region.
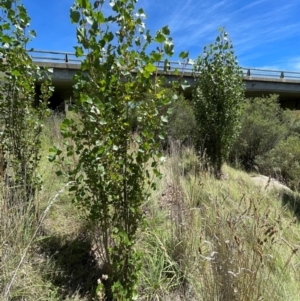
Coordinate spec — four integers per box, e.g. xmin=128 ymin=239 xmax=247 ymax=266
xmin=27 ymin=49 xmax=300 ymax=81
xmin=27 ymin=49 xmax=83 ymax=64
xmin=241 ymin=68 xmax=300 ymax=80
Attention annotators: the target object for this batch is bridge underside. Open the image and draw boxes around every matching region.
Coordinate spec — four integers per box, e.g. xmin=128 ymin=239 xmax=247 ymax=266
xmin=245 ymin=91 xmax=300 ymax=109
xmin=178 ymin=85 xmax=300 ymax=110
xmin=244 ymin=78 xmax=300 ymax=109
xmin=36 ymin=82 xmax=73 ymax=111
xmin=42 ymin=81 xmax=300 ymax=111
xmin=34 ymin=63 xmax=300 ymax=111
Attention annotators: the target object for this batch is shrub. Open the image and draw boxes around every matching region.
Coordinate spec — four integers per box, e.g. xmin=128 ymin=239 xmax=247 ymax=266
xmin=167 ymin=94 xmax=196 ymax=146
xmin=256 ymin=135 xmax=300 ymax=190
xmin=230 ymin=94 xmax=287 ymax=170
xmin=283 ymin=109 xmax=300 ymax=137
xmin=130 ymin=90 xmax=196 ymax=148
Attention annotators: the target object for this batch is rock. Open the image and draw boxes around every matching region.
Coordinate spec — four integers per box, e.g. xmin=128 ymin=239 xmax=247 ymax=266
xmin=250 ymin=175 xmax=292 ymax=192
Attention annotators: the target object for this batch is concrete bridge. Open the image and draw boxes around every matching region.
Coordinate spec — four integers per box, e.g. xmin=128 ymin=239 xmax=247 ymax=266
xmin=30 ymin=50 xmax=300 ymax=110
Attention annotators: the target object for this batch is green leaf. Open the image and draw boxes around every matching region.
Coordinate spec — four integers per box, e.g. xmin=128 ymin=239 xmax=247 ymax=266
xmin=2 ymin=35 xmax=11 ymax=43
xmin=95 ymin=11 xmax=105 ymax=23
xmin=74 ymin=46 xmax=84 ymax=57
xmin=3 ymin=1 xmax=12 ymax=9
xmin=164 ymin=39 xmax=174 ymax=56
xmin=77 ymin=0 xmax=90 ymax=9
xmin=55 ymin=170 xmax=63 ymax=177
xmin=29 ymin=30 xmax=36 ymax=38
xmin=96 ymin=283 xmax=105 ymax=296
xmin=77 ymin=27 xmax=86 ymax=43
xmin=81 ymin=95 xmax=93 ymax=104
xmin=48 ymin=147 xmax=55 ymax=153
xmin=119 ymin=231 xmax=129 ymax=244
xmin=70 ymin=10 xmax=80 ymax=23
xmin=48 ymin=154 xmax=56 ymax=162
xmin=161 ymin=26 xmax=170 ymax=35
xmin=151 ymin=52 xmax=163 ymax=62
xmin=138 ymin=8 xmax=145 ymax=15
xmin=144 ymin=63 xmax=156 ymax=73
xmin=103 ymin=32 xmax=114 ymax=42
xmin=179 ymin=51 xmax=189 ymax=59
xmin=154 ymin=31 xmax=166 ymax=43
xmin=61 ymin=118 xmax=73 ymax=128
xmin=11 ymin=70 xmax=20 ymax=76
xmin=132 ymin=290 xmax=139 ymax=300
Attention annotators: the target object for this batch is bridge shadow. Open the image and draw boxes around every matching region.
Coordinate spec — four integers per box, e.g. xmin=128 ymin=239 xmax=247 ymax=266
xmin=35 ymin=85 xmax=65 ymax=112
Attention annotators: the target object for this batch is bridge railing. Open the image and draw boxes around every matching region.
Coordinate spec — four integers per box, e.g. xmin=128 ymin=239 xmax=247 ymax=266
xmin=27 ymin=49 xmax=300 ymax=81
xmin=242 ymin=68 xmax=300 ymax=81
xmin=28 ymin=49 xmax=83 ymax=64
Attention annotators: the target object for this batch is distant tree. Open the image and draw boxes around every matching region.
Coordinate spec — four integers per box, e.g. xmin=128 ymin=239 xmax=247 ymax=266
xmin=193 ymin=28 xmax=245 ymax=178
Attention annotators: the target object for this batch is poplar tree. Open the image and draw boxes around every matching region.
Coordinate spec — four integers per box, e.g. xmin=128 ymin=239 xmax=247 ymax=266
xmin=193 ymin=28 xmax=244 ymax=178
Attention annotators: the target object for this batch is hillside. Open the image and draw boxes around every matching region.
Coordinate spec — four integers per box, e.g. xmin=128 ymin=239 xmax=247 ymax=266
xmin=1 ymin=113 xmax=300 ymax=301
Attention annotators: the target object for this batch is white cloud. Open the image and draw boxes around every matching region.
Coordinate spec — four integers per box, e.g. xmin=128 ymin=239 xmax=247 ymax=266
xmin=285 ymin=57 xmax=300 ymax=72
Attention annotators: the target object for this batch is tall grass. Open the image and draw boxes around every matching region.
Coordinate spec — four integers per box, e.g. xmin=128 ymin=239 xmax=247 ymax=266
xmin=138 ymin=142 xmax=300 ymax=300
xmin=0 ymin=113 xmax=85 ymax=301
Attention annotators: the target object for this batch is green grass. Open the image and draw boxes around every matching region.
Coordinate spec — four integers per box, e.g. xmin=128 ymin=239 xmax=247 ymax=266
xmin=1 ymin=114 xmax=300 ymax=300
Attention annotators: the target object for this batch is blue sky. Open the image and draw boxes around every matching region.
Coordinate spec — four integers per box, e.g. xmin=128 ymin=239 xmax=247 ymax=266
xmin=22 ymin=0 xmax=300 ymax=71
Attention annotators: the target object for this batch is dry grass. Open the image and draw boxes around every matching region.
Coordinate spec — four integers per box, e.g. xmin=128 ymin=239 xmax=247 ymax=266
xmin=138 ymin=142 xmax=300 ymax=300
